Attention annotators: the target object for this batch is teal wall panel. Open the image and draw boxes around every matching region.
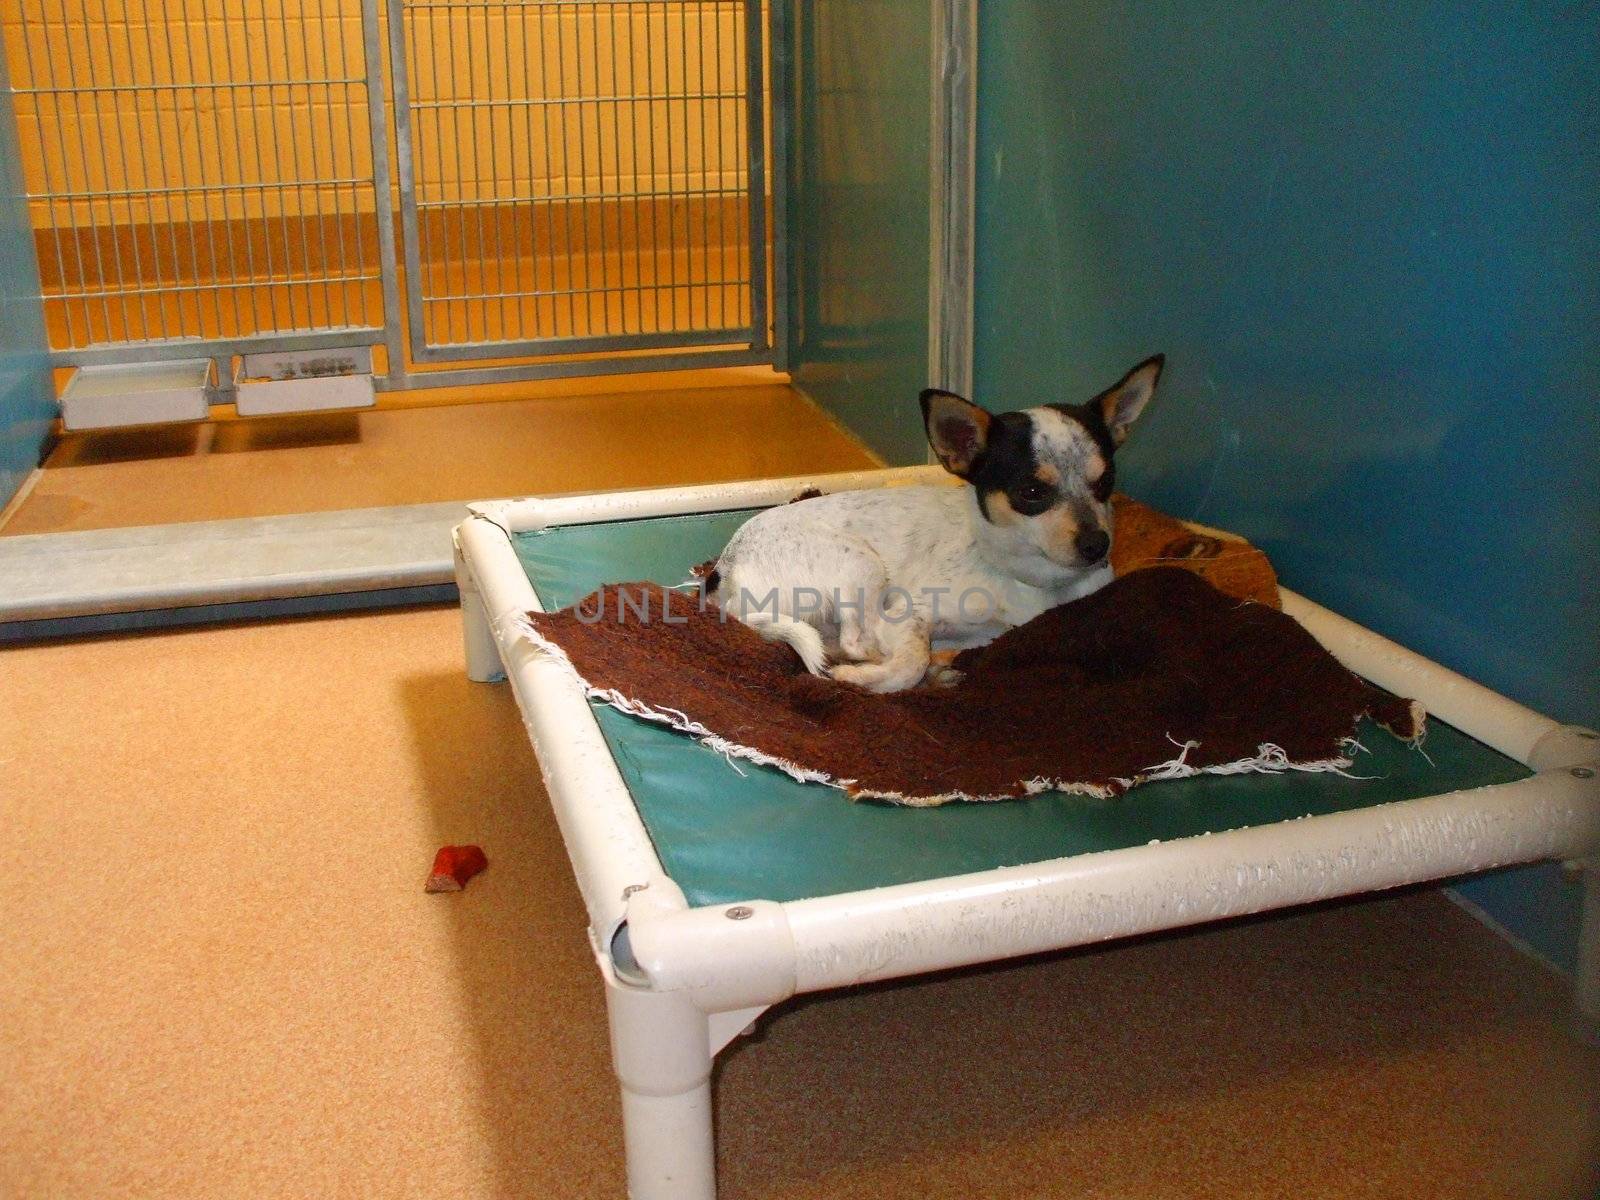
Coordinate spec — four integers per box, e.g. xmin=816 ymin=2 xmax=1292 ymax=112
xmin=787 ymin=0 xmax=930 ymax=464
xmin=0 ymin=56 xmax=53 ymax=509
xmin=975 ymin=4 xmax=1598 ymax=970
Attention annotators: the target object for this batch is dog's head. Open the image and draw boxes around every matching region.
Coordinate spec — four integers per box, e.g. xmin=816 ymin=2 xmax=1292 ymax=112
xmin=920 ymin=355 xmax=1163 ymax=571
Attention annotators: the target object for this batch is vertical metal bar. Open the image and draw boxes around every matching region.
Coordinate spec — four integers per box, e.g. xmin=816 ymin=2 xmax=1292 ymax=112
xmin=294 ymin=0 xmax=331 ymax=332
xmin=677 ymin=0 xmax=694 ymax=330
xmin=605 ymin=2 xmax=629 ymax=336
xmin=694 ymin=0 xmax=713 ymax=332
xmin=175 ymin=0 xmax=235 ymax=339
xmin=284 ymin=0 xmax=318 ymax=332
xmin=547 ymin=11 xmax=572 ymax=339
xmin=145 ymin=1 xmax=202 ymax=338
xmin=768 ymin=0 xmax=790 ymax=369
xmin=550 ymin=7 xmax=582 ymax=340
xmin=927 ymin=0 xmax=976 ymax=397
xmin=223 ymin=4 xmax=267 ymax=339
xmin=14 ymin=1 xmax=82 ymax=346
xmin=154 ymin=1 xmax=203 ymax=336
xmin=446 ymin=3 xmax=471 ymax=343
xmin=241 ymin=0 xmax=283 ymax=332
xmin=494 ymin=0 xmax=523 ymax=341
xmin=618 ymin=1 xmax=648 ymax=334
xmin=444 ymin=2 xmax=473 ymax=342
xmin=713 ymin=0 xmax=732 ymax=330
xmin=318 ymin=0 xmax=353 ymax=329
xmin=67 ymin=0 xmax=143 ymax=341
xmin=460 ymin=0 xmax=488 ymax=344
xmin=640 ymin=0 xmax=663 ymax=332
xmin=349 ymin=0 xmax=377 ymax=333
xmin=569 ymin=3 xmax=596 ymax=336
xmin=586 ymin=1 xmax=613 ymax=337
xmin=367 ymin=0 xmax=407 ymax=380
xmin=742 ymin=0 xmax=766 ymax=347
xmin=388 ymin=0 xmax=430 ymax=360
xmin=517 ymin=0 xmax=545 ymax=341
xmin=657 ymin=0 xmax=679 ymax=331
xmin=262 ymin=0 xmax=307 ymax=331
xmin=265 ymin=0 xmax=300 ymax=331
xmin=107 ymin=0 xmax=153 ymax=341
xmin=415 ymin=4 xmax=435 ymax=346
xmin=118 ymin=0 xmax=181 ymax=338
xmin=425 ymin=3 xmax=451 ymax=342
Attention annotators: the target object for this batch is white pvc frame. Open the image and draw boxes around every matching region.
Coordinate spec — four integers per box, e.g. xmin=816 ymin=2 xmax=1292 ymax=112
xmin=453 ymin=467 xmax=1600 ymax=1200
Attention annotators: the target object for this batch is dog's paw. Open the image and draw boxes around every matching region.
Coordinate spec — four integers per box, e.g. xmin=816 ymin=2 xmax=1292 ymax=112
xmin=827 ymin=661 xmax=874 ymax=688
xmin=925 ymin=664 xmax=965 ymax=688
xmin=829 ymin=661 xmax=906 ymax=694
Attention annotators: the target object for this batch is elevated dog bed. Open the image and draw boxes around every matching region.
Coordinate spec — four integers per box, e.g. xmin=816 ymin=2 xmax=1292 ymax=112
xmin=504 ymin=493 xmax=1520 ymax=908
xmin=452 ymin=467 xmax=1600 ymax=1200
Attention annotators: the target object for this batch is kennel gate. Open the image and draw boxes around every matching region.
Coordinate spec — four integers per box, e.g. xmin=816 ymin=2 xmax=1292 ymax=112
xmin=0 ymin=0 xmax=775 ymax=402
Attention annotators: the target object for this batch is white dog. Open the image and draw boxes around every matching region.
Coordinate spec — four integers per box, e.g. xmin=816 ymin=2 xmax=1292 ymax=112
xmin=707 ymin=356 xmax=1163 ymax=692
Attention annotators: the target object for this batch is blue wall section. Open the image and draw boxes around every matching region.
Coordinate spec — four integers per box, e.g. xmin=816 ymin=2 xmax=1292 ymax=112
xmin=0 ymin=57 xmax=53 ymax=509
xmin=975 ymin=4 xmax=1598 ymax=969
xmin=787 ymin=0 xmax=930 ymax=464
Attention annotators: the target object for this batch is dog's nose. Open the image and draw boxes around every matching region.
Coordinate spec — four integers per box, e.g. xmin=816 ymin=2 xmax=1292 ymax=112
xmin=1076 ymin=528 xmax=1110 ymax=562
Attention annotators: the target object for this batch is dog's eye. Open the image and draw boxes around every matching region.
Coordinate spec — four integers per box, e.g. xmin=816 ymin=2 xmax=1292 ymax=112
xmin=1014 ymin=481 xmax=1055 ymax=510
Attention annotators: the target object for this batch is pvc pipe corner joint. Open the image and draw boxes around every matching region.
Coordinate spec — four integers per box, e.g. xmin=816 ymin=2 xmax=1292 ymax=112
xmin=1528 ymin=724 xmax=1600 ymax=774
xmin=623 ymin=890 xmax=799 ymax=1013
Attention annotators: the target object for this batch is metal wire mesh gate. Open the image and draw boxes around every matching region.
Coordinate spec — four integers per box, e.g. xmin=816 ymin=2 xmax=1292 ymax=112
xmin=391 ymin=0 xmax=767 ymax=367
xmin=0 ymin=0 xmax=397 ymax=369
xmin=0 ymin=0 xmax=773 ymax=387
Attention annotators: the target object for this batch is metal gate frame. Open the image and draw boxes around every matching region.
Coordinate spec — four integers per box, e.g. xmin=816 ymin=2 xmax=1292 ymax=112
xmin=385 ymin=0 xmax=775 ymax=384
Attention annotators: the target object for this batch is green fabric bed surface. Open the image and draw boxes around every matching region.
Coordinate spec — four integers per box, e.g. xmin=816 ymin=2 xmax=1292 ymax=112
xmin=513 ymin=510 xmax=1531 ymax=908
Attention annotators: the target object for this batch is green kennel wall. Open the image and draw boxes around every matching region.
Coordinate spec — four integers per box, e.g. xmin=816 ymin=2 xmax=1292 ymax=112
xmin=972 ymin=3 xmax=1599 ymax=969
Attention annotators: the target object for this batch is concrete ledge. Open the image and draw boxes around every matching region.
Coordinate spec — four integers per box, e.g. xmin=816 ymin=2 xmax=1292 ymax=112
xmin=0 ymin=502 xmax=466 ymax=624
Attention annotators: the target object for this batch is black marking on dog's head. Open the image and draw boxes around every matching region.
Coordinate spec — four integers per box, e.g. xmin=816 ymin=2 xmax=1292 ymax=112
xmin=920 ymin=356 xmax=1163 ymax=567
xmin=964 ymin=410 xmax=1051 ymax=520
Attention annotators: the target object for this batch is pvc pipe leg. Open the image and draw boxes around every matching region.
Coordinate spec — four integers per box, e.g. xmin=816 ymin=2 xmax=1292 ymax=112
xmin=607 ymin=981 xmax=716 ymax=1200
xmin=455 ymin=542 xmax=504 ymax=683
xmin=1579 ymin=858 xmax=1600 ymax=1043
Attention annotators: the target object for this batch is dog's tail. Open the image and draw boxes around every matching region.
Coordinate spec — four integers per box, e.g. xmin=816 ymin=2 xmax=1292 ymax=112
xmin=745 ymin=614 xmax=829 ymax=676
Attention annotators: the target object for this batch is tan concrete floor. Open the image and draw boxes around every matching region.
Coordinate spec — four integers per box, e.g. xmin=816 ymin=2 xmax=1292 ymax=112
xmin=1 ymin=603 xmax=1596 ymax=1199
xmin=1 ymin=374 xmax=878 ymax=535
xmin=0 ymin=392 xmax=1595 ymax=1198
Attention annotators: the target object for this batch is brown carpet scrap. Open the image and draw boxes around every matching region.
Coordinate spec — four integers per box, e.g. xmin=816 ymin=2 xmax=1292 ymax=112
xmin=516 ymin=567 xmax=1424 ymax=806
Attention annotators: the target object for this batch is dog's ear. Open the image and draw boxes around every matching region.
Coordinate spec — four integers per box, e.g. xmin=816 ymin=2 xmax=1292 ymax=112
xmin=1097 ymin=354 xmax=1164 ymax=447
xmin=921 ymin=388 xmax=992 ymax=478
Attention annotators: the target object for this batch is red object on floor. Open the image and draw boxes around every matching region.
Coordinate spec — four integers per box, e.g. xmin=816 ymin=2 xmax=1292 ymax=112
xmin=426 ymin=845 xmax=488 ymax=892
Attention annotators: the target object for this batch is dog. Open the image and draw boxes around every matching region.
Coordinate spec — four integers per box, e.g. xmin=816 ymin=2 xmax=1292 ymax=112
xmin=707 ymin=355 xmax=1163 ymax=692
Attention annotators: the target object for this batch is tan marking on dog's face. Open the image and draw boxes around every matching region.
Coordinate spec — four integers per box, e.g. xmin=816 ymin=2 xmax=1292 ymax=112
xmin=984 ymin=490 xmax=1087 ymax=562
xmin=1035 ymin=462 xmax=1061 ymax=486
xmin=1035 ymin=503 xmax=1084 ymax=561
xmin=984 ymin=491 xmax=1025 ymax=528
